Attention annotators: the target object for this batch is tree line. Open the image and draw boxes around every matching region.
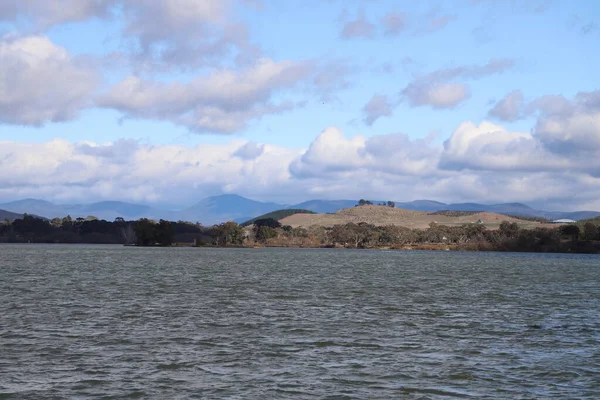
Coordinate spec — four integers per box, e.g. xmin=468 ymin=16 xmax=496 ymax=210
xmin=2 ymin=214 xmax=600 ymax=253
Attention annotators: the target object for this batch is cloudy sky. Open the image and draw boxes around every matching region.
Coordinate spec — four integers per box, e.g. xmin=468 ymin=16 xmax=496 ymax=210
xmin=0 ymin=0 xmax=599 ymax=210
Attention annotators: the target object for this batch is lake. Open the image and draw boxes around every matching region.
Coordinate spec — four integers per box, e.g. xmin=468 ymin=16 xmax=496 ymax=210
xmin=1 ymin=245 xmax=599 ymax=399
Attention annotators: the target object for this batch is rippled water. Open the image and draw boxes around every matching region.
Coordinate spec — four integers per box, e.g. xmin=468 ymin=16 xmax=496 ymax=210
xmin=1 ymin=245 xmax=599 ymax=399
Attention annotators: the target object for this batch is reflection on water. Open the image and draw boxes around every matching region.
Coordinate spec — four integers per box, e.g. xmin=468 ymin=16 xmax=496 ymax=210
xmin=1 ymin=245 xmax=599 ymax=398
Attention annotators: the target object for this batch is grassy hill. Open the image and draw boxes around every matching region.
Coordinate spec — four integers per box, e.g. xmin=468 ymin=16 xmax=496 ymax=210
xmin=241 ymin=209 xmax=315 ymax=227
xmin=279 ymin=205 xmax=554 ymax=230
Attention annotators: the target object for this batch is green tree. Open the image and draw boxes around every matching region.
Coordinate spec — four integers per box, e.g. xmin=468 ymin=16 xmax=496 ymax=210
xmin=499 ymin=221 xmax=520 ymax=238
xmin=254 ymin=218 xmax=281 ymax=229
xmin=254 ymin=225 xmax=277 ymax=242
xmin=211 ymin=221 xmax=244 ymax=246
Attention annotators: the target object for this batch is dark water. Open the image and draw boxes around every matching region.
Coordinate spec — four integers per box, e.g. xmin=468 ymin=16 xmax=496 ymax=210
xmin=1 ymin=245 xmax=599 ymax=399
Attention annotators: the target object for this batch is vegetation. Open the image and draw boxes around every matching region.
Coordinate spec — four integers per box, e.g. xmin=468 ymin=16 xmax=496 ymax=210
xmin=500 ymin=214 xmax=551 ymax=223
xmin=429 ymin=210 xmax=479 ymax=217
xmin=2 ymin=213 xmax=600 ymax=254
xmin=240 ymin=209 xmax=315 ymax=227
xmin=0 ymin=214 xmax=209 ymax=246
xmin=357 ymin=199 xmax=395 ymax=207
xmin=429 ymin=210 xmax=550 ymax=223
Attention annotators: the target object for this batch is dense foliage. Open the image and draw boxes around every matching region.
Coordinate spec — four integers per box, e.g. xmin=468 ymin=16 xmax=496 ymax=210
xmin=3 ymin=214 xmax=600 ymax=253
xmin=0 ymin=215 xmax=210 ymax=246
xmin=251 ymin=220 xmax=600 ymax=253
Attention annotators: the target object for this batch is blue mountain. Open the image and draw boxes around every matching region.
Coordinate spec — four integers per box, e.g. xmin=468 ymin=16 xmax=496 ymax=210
xmin=1 ymin=195 xmax=599 ymax=224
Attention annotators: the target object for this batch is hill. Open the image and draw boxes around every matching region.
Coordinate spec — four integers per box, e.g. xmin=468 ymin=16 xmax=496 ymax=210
xmin=279 ymin=205 xmax=552 ymax=230
xmin=1 ymin=194 xmax=598 ymax=225
xmin=0 ymin=199 xmax=169 ymax=221
xmin=179 ymin=194 xmax=284 ymax=225
xmin=241 ymin=209 xmax=315 ymax=227
xmin=0 ymin=209 xmax=26 ymax=222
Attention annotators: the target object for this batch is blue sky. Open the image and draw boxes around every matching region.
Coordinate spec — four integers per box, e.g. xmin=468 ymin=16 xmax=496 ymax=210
xmin=0 ymin=0 xmax=599 ymax=209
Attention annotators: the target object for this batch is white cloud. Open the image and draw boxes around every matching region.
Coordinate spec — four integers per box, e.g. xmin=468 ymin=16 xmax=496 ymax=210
xmin=534 ymin=111 xmax=600 ymax=154
xmin=363 ymin=94 xmax=393 ymax=125
xmin=120 ymin=0 xmax=259 ymax=68
xmin=97 ymin=58 xmax=312 ymax=133
xmin=488 ymin=90 xmax=525 ymax=121
xmin=405 ymin=82 xmax=470 ymax=109
xmin=2 ymin=120 xmax=600 ymax=209
xmin=401 ymin=59 xmax=513 ymax=110
xmin=0 ymin=0 xmax=115 ymax=29
xmin=0 ymin=35 xmax=98 ymax=126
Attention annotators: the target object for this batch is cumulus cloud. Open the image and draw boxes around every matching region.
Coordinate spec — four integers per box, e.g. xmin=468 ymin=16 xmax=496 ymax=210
xmin=289 ymin=127 xmax=441 ymax=178
xmin=488 ymin=90 xmax=525 ymax=121
xmin=0 ymin=137 xmax=299 ymax=205
xmin=534 ymin=111 xmax=600 ymax=155
xmin=0 ymin=35 xmax=98 ymax=126
xmin=234 ymin=141 xmax=265 ymax=160
xmin=401 ymin=59 xmax=513 ymax=109
xmin=363 ymin=94 xmax=393 ymax=125
xmin=487 ymin=89 xmax=600 ymax=158
xmin=97 ymin=58 xmax=312 ymax=133
xmin=3 ymin=120 xmax=600 ymax=209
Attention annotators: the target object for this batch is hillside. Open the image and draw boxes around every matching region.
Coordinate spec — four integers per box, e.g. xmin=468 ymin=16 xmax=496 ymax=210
xmin=241 ymin=209 xmax=315 ymax=227
xmin=279 ymin=205 xmax=552 ymax=230
xmin=0 ymin=209 xmax=25 ymax=222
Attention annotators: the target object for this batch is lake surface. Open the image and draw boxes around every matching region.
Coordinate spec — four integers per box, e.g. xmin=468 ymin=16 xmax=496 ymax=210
xmin=1 ymin=245 xmax=599 ymax=399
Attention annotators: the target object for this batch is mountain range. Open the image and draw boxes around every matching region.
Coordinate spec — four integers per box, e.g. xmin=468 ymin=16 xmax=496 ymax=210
xmin=1 ymin=194 xmax=599 ymax=224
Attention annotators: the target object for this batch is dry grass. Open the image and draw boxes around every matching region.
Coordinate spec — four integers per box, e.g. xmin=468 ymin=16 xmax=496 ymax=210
xmin=279 ymin=205 xmax=555 ymax=230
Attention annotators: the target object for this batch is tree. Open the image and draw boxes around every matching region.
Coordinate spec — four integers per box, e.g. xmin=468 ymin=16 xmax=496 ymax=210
xmin=134 ymin=218 xmax=156 ymax=246
xmin=211 ymin=221 xmax=244 ymax=246
xmin=155 ymin=219 xmax=174 ymax=246
xmin=583 ymin=222 xmax=598 ymax=241
xmin=499 ymin=221 xmax=520 ymax=238
xmin=387 ymin=201 xmax=395 ymax=208
xmin=254 ymin=225 xmax=277 ymax=242
xmin=559 ymin=224 xmax=580 ymax=242
xmin=254 ymin=218 xmax=281 ymax=229
xmin=50 ymin=217 xmax=62 ymax=228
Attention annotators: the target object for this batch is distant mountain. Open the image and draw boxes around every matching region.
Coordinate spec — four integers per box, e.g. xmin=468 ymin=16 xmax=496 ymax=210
xmin=289 ymin=200 xmax=357 ymax=214
xmin=2 ymin=195 xmax=599 ymax=224
xmin=0 ymin=199 xmax=170 ymax=221
xmin=442 ymin=202 xmax=600 ymax=221
xmin=0 ymin=199 xmax=67 ymax=219
xmin=396 ymin=200 xmax=448 ymax=212
xmin=66 ymin=201 xmax=172 ymax=221
xmin=179 ymin=194 xmax=284 ymax=225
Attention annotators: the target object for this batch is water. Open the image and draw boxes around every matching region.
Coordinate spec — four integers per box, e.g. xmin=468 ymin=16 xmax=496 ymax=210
xmin=1 ymin=245 xmax=599 ymax=399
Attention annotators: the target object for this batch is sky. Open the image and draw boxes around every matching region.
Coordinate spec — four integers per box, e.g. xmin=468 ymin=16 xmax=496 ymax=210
xmin=0 ymin=0 xmax=599 ymax=210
